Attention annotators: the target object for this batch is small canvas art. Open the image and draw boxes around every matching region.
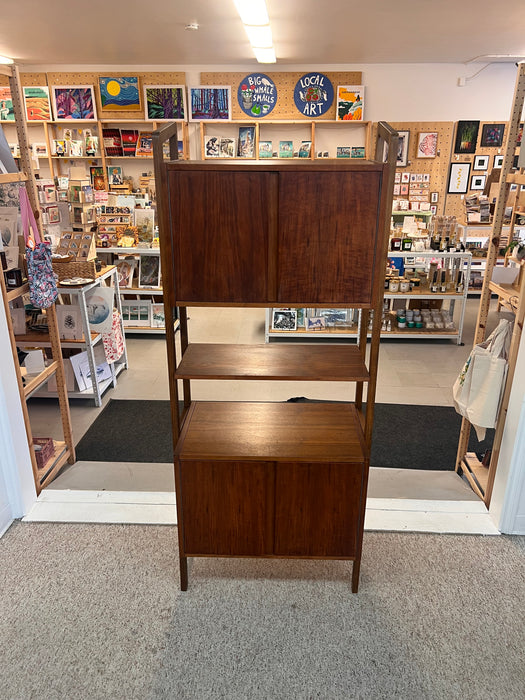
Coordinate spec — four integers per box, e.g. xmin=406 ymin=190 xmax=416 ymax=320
xmin=238 ymin=126 xmax=255 ymax=157
xmin=351 ymin=146 xmax=365 ymax=158
xmin=139 ymin=254 xmax=161 ymax=288
xmin=279 ymin=141 xmax=293 ymax=158
xmin=454 ymin=121 xmax=479 ymax=154
xmin=305 ymin=316 xmax=327 ymax=331
xmin=298 ymin=141 xmax=312 ymax=158
xmin=481 ymin=123 xmax=505 ymax=147
xmin=134 ymin=208 xmax=155 ymax=245
xmin=52 ymin=86 xmax=97 ymax=120
xmin=116 ymin=258 xmax=137 ymax=288
xmin=219 ymin=137 xmax=236 ymax=157
xmin=23 ymin=86 xmax=51 ymax=121
xmin=90 ymin=166 xmax=105 ymax=190
xmin=0 ymin=86 xmax=14 ymax=121
xmin=336 ymin=85 xmax=364 ymax=121
xmin=336 ymin=146 xmax=351 ymax=158
xmin=144 ymin=85 xmax=186 ymax=121
xmin=259 ymin=141 xmax=273 ymax=158
xmin=99 ymin=76 xmax=141 ymax=111
xmin=205 ymin=136 xmax=220 ymax=157
xmin=189 ymin=86 xmax=231 ymax=121
xmin=151 ymin=303 xmax=166 ymax=329
xmin=417 ymin=132 xmax=438 ymax=158
xmin=272 ymin=309 xmax=297 ymax=331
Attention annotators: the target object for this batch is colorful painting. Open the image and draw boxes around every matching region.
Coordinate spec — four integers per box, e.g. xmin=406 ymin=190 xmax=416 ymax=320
xmin=0 ymin=86 xmax=14 ymax=121
xmin=294 ymin=73 xmax=334 ymax=117
xmin=417 ymin=132 xmax=438 ymax=158
xmin=22 ymin=86 xmax=51 ymax=121
xmin=454 ymin=121 xmax=479 ymax=154
xmin=144 ymin=85 xmax=186 ymax=121
xmin=52 ymin=86 xmax=97 ymax=120
xmin=238 ymin=126 xmax=255 ymax=157
xmin=90 ymin=166 xmax=105 ymax=191
xmin=480 ymin=123 xmax=505 ymax=148
xmin=189 ymin=86 xmax=231 ymax=121
xmin=335 ymin=85 xmax=364 ymax=121
xmin=99 ymin=76 xmax=141 ymax=111
xmin=238 ymin=73 xmax=277 ymax=118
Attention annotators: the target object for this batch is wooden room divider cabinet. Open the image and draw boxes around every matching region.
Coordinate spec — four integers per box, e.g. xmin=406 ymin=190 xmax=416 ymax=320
xmin=153 ymin=122 xmax=397 ymax=593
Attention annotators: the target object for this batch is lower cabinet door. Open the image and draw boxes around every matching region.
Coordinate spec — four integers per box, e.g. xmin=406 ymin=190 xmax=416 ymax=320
xmin=274 ymin=462 xmax=365 ymax=557
xmin=179 ymin=460 xmax=274 ymax=556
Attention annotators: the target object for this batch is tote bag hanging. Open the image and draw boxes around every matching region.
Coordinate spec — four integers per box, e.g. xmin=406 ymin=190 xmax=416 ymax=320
xmin=20 ymin=185 xmax=58 ymax=309
xmin=453 ymin=319 xmax=513 ymax=440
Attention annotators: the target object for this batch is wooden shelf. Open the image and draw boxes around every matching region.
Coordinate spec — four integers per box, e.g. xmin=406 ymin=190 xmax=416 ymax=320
xmin=176 ymin=401 xmax=367 ymax=464
xmin=36 ymin=440 xmax=70 ymax=487
xmin=175 ymin=343 xmax=369 ymax=382
xmin=24 ymin=361 xmax=59 ymax=398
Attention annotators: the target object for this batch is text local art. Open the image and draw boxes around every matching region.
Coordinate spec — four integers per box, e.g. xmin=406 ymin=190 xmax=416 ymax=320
xmin=295 ymin=73 xmax=334 ymax=117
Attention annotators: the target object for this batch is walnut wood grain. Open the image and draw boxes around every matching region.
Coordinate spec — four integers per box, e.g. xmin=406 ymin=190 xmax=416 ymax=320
xmin=175 ymin=401 xmax=367 ymax=463
xmin=175 ymin=343 xmax=370 ymax=381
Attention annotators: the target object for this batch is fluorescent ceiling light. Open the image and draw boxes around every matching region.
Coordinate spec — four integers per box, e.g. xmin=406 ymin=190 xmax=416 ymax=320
xmin=233 ymin=0 xmax=269 ymax=26
xmin=243 ymin=24 xmax=273 ymax=48
xmin=0 ymin=56 xmax=14 ymax=64
xmin=252 ymin=47 xmax=276 ymax=63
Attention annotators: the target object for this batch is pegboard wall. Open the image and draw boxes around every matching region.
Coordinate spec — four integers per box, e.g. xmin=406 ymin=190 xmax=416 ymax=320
xmin=1 ymin=71 xmax=186 ymax=121
xmin=199 ymin=72 xmax=362 ymax=121
xmin=374 ymin=121 xmax=454 ymax=216
xmin=444 ymin=121 xmax=510 ymax=222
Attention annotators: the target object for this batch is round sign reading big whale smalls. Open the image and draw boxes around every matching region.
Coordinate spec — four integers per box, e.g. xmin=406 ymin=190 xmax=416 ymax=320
xmin=293 ymin=72 xmax=334 ymax=117
xmin=237 ymin=73 xmax=277 ymax=118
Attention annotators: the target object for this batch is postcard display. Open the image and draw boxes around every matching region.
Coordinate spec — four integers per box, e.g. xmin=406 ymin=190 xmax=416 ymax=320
xmin=198 ymin=71 xmax=371 ymax=160
xmin=153 ymin=122 xmax=397 ymax=592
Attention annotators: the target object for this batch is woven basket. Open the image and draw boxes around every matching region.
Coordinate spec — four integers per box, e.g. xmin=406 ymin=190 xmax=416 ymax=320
xmin=52 ymin=259 xmax=96 ymax=282
xmin=34 ymin=437 xmax=54 ymax=469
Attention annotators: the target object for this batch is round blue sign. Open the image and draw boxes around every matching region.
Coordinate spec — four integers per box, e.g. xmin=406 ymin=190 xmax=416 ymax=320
xmin=293 ymin=72 xmax=334 ymax=117
xmin=237 ymin=73 xmax=277 ymax=118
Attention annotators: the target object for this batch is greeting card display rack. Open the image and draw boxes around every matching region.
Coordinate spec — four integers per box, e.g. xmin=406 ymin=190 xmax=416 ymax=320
xmin=153 ymin=121 xmax=397 ymax=592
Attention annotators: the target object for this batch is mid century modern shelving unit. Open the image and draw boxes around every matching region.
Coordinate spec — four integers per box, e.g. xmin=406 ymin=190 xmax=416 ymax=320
xmin=153 ymin=121 xmax=397 ymax=593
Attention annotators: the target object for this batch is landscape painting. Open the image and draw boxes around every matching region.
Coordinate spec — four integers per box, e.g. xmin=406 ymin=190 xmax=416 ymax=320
xmin=144 ymin=85 xmax=186 ymax=121
xmin=189 ymin=86 xmax=231 ymax=121
xmin=99 ymin=77 xmax=141 ymax=111
xmin=52 ymin=86 xmax=97 ymax=120
xmin=22 ymin=86 xmax=51 ymax=121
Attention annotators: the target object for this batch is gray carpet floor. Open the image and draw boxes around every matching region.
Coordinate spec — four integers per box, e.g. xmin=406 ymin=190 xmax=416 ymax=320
xmin=1 ymin=521 xmax=524 ymax=700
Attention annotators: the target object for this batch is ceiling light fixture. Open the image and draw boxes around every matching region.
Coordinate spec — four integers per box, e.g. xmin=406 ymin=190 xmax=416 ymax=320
xmin=243 ymin=24 xmax=273 ymax=48
xmin=233 ymin=0 xmax=276 ymax=63
xmin=233 ymin=0 xmax=269 ymax=26
xmin=252 ymin=47 xmax=276 ymax=64
xmin=0 ymin=55 xmax=14 ymax=64
xmin=185 ymin=23 xmax=199 ymax=31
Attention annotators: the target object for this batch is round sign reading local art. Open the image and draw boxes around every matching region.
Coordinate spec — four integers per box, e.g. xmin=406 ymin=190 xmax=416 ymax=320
xmin=237 ymin=73 xmax=277 ymax=118
xmin=293 ymin=72 xmax=334 ymax=117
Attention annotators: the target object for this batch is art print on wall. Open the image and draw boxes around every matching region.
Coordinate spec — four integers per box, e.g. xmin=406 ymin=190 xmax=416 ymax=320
xmin=22 ymin=86 xmax=51 ymax=121
xmin=397 ymin=130 xmax=410 ymax=167
xmin=473 ymin=155 xmax=490 ymax=171
xmin=494 ymin=155 xmax=504 ymax=168
xmin=189 ymin=86 xmax=231 ymax=121
xmin=470 ymin=174 xmax=486 ymax=191
xmin=144 ymin=85 xmax=186 ymax=121
xmin=335 ymin=85 xmax=364 ymax=121
xmin=454 ymin=121 xmax=479 ymax=154
xmin=99 ymin=77 xmax=141 ymax=111
xmin=481 ymin=123 xmax=505 ymax=147
xmin=0 ymin=86 xmax=15 ymax=121
xmin=294 ymin=73 xmax=334 ymax=117
xmin=448 ymin=162 xmax=471 ymax=194
xmin=52 ymin=86 xmax=97 ymax=120
xmin=238 ymin=73 xmax=277 ymax=118
xmin=416 ymin=132 xmax=438 ymax=158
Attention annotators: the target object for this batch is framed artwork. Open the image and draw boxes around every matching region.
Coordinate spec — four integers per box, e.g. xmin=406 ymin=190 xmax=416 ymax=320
xmin=494 ymin=155 xmax=504 ymax=168
xmin=473 ymin=155 xmax=490 ymax=171
xmin=470 ymin=174 xmax=486 ymax=191
xmin=150 ymin=303 xmax=166 ymax=329
xmin=205 ymin=136 xmax=220 ymax=157
xmin=448 ymin=162 xmax=471 ymax=194
xmin=138 ymin=254 xmax=161 ymax=288
xmin=416 ymin=132 xmax=438 ymax=158
xmin=98 ymin=76 xmax=141 ymax=111
xmin=219 ymin=137 xmax=236 ymax=158
xmin=431 ymin=192 xmax=439 ymax=203
xmin=121 ymin=300 xmax=151 ymax=327
xmin=144 ymin=85 xmax=186 ymax=121
xmin=305 ymin=316 xmax=327 ymax=331
xmin=134 ymin=208 xmax=155 ymax=245
xmin=0 ymin=86 xmax=14 ymax=121
xmin=454 ymin=121 xmax=479 ymax=154
xmin=517 ymin=123 xmax=524 ymax=146
xmin=272 ymin=309 xmax=297 ymax=331
xmin=397 ymin=131 xmax=410 ymax=167
xmin=107 ymin=165 xmax=123 ymax=185
xmin=481 ymin=123 xmax=505 ymax=147
xmin=116 ymin=258 xmax=137 ymax=288
xmin=22 ymin=86 xmax=51 ymax=121
xmin=238 ymin=126 xmax=255 ymax=157
xmin=335 ymin=85 xmax=364 ymax=121
xmin=189 ymin=86 xmax=231 ymax=121
xmin=51 ymin=86 xmax=97 ymax=120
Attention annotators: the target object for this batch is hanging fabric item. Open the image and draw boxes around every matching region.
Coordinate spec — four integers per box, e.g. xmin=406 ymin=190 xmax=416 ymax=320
xmin=20 ymin=185 xmax=58 ymax=309
xmin=453 ymin=319 xmax=513 ymax=440
xmin=102 ymin=309 xmax=125 ymax=364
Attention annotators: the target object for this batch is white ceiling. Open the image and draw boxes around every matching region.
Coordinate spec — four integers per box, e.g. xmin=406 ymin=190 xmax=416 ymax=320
xmin=1 ymin=0 xmax=525 ymax=67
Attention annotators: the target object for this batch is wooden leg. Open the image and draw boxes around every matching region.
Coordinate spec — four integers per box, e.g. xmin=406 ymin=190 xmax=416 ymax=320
xmin=351 ymin=557 xmax=360 ymax=593
xmin=179 ymin=555 xmax=188 ymax=591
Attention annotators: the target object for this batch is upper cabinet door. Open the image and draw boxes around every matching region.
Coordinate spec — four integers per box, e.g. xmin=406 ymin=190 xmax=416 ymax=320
xmin=168 ymin=170 xmax=276 ymax=303
xmin=277 ymin=170 xmax=382 ymax=305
